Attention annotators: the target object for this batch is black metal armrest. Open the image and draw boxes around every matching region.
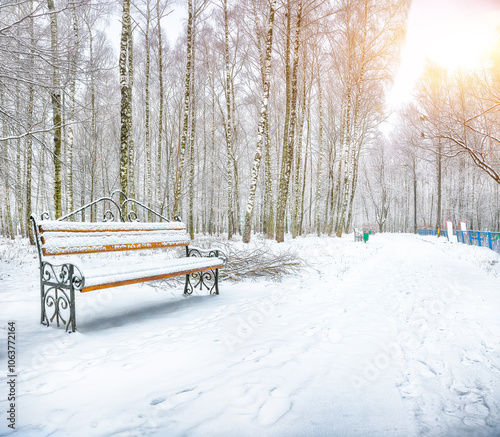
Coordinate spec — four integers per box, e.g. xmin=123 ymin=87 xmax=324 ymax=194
xmin=187 ymin=246 xmax=228 ymax=265
xmin=40 ymin=261 xmax=85 ymax=291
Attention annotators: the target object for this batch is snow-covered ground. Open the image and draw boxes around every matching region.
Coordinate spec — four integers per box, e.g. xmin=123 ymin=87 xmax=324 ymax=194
xmin=1 ymin=232 xmax=500 ymax=437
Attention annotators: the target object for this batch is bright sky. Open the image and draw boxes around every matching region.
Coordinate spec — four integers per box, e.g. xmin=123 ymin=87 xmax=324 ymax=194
xmin=387 ymin=0 xmax=500 ymax=108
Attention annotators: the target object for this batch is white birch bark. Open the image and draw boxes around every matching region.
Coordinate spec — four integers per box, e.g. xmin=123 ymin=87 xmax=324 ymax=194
xmin=223 ymin=0 xmax=235 ymax=239
xmin=128 ymin=26 xmax=135 ymax=199
xmin=291 ymin=54 xmax=308 ymax=239
xmin=26 ymin=0 xmax=34 ymax=236
xmin=314 ymin=72 xmax=324 ymax=236
xmin=119 ymin=0 xmax=133 ymax=197
xmin=145 ymin=0 xmax=152 ymax=216
xmin=276 ymin=0 xmax=302 ymax=243
xmin=172 ymin=0 xmax=193 ymax=218
xmin=242 ymin=0 xmax=277 ymax=243
xmin=188 ymin=27 xmax=196 ymax=239
xmin=47 ymin=0 xmax=62 ymax=218
xmin=67 ymin=2 xmax=78 ymax=218
xmin=156 ymin=0 xmax=164 ymax=213
xmin=1 ymin=83 xmax=13 ymax=238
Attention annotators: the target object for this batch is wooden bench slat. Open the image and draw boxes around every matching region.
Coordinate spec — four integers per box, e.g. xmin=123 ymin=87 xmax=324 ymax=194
xmin=42 ymin=240 xmax=190 ymax=256
xmin=40 ymin=230 xmax=190 ymax=256
xmin=82 ymin=263 xmax=223 ymax=292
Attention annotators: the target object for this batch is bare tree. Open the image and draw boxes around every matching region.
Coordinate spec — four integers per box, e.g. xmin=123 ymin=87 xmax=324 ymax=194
xmin=120 ymin=0 xmax=133 ymax=197
xmin=276 ymin=0 xmax=303 ymax=243
xmin=242 ymin=0 xmax=277 ymax=243
xmin=47 ymin=0 xmax=62 ymax=218
xmin=415 ymin=65 xmax=500 ymax=185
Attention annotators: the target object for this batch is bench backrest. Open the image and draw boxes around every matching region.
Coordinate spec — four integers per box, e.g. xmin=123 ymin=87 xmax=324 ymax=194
xmin=34 ymin=220 xmax=189 ymax=256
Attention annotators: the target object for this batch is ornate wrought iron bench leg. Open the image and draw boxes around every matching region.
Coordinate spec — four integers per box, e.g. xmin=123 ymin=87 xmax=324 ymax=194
xmin=184 ymin=269 xmax=220 ymax=295
xmin=183 ymin=247 xmax=222 ymax=296
xmin=40 ymin=263 xmax=80 ymax=332
xmin=213 ymin=269 xmax=220 ymax=295
xmin=40 ymin=279 xmax=48 ymax=327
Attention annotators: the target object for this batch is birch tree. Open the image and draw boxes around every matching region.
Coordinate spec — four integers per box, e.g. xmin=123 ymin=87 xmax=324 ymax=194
xmin=120 ymin=0 xmax=133 ymax=197
xmin=314 ymin=69 xmax=324 ymax=236
xmin=275 ymin=0 xmax=303 ymax=243
xmin=172 ymin=0 xmax=194 ymax=218
xmin=242 ymin=0 xmax=277 ymax=243
xmin=66 ymin=1 xmax=79 ymax=216
xmin=47 ymin=0 xmax=62 ymax=218
xmin=26 ymin=0 xmax=35 ymax=234
xmin=222 ymin=0 xmax=236 ymax=238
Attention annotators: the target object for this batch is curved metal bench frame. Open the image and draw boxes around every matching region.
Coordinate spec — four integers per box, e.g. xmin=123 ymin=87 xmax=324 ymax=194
xmin=30 ymin=191 xmax=225 ymax=332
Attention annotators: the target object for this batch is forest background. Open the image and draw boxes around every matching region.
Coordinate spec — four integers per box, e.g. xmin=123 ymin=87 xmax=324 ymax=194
xmin=1 ymin=0 xmax=499 ymax=244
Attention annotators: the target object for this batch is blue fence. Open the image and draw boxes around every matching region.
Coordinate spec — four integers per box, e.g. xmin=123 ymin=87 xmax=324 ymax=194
xmin=417 ymin=229 xmax=449 ymax=238
xmin=456 ymin=230 xmax=500 ymax=254
xmin=418 ymin=229 xmax=500 ymax=254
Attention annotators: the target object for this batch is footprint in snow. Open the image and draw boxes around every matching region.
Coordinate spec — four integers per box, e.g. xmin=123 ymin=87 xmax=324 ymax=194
xmin=327 ymin=328 xmax=343 ymax=344
xmin=414 ymin=360 xmax=438 ymax=378
xmin=302 ymin=326 xmax=319 ymax=337
xmin=150 ymin=387 xmax=199 ymax=409
xmin=242 ymin=347 xmax=270 ymax=362
xmin=150 ymin=396 xmax=167 ymax=406
xmin=463 ymin=402 xmax=490 ymax=427
xmin=258 ymin=396 xmax=292 ymax=426
xmin=461 ymin=351 xmax=485 ymax=366
xmin=48 ymin=408 xmax=72 ymax=424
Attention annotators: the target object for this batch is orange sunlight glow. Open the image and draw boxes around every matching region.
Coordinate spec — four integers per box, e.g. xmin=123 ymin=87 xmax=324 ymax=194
xmin=427 ymin=29 xmax=495 ymax=72
xmin=387 ymin=0 xmax=500 ymax=108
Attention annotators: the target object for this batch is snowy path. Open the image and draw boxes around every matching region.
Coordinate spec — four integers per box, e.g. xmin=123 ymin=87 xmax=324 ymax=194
xmin=1 ymin=234 xmax=500 ymax=436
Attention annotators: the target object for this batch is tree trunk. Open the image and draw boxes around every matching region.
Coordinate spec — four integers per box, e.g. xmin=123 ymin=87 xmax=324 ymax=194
xmin=242 ymin=0 xmax=277 ymax=243
xmin=173 ymin=0 xmax=193 ymax=218
xmin=314 ymin=72 xmax=323 ymax=236
xmin=413 ymin=156 xmax=417 ymax=233
xmin=276 ymin=0 xmax=302 ymax=243
xmin=67 ymin=2 xmax=78 ymax=218
xmin=157 ymin=0 xmax=164 ymax=214
xmin=263 ymin=114 xmax=274 ymax=238
xmin=128 ymin=28 xmax=135 ymax=200
xmin=299 ymin=102 xmax=311 ymax=235
xmin=292 ymin=53 xmax=308 ymax=238
xmin=119 ymin=0 xmax=133 ymax=198
xmin=47 ymin=0 xmax=62 ymax=218
xmin=223 ymin=0 xmax=235 ymax=239
xmin=436 ymin=139 xmax=442 ymax=231
xmin=145 ymin=0 xmax=152 ymax=217
xmin=188 ymin=28 xmax=196 ymax=239
xmin=26 ymin=0 xmax=34 ymax=237
xmin=1 ymin=84 xmax=13 ymax=238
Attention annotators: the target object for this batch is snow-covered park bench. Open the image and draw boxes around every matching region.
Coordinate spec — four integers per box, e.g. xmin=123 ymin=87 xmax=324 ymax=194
xmin=30 ymin=191 xmax=226 ymax=332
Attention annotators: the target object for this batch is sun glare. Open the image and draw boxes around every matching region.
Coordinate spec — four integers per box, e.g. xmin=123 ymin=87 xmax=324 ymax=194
xmin=386 ymin=0 xmax=500 ymax=108
xmin=427 ymin=29 xmax=495 ymax=72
